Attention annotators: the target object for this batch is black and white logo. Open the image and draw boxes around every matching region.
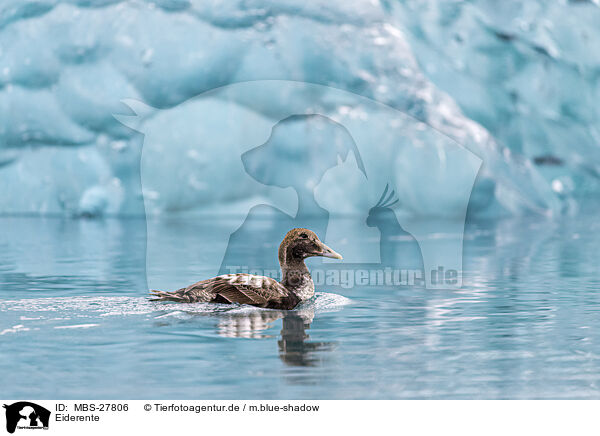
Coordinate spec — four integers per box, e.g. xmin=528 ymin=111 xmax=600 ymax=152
xmin=3 ymin=402 xmax=50 ymax=434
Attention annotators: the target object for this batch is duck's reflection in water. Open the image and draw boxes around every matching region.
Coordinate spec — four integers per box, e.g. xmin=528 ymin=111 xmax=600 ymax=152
xmin=277 ymin=312 xmax=336 ymax=367
xmin=154 ymin=305 xmax=336 ymax=367
xmin=216 ymin=308 xmax=336 ymax=367
xmin=215 ymin=309 xmax=283 ymax=339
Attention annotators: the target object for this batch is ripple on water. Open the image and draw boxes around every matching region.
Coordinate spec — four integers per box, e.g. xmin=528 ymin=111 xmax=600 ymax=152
xmin=0 ymin=292 xmax=352 ymax=333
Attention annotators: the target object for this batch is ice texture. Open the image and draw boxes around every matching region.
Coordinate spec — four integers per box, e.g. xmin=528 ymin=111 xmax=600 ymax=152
xmin=1 ymin=0 xmax=593 ymax=218
xmin=392 ymin=0 xmax=600 ymax=206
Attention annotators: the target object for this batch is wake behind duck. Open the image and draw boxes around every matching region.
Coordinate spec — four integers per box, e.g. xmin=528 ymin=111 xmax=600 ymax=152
xmin=150 ymin=228 xmax=343 ymax=310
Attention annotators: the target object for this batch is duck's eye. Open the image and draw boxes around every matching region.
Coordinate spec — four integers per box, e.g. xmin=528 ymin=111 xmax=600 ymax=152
xmin=299 ymin=233 xmax=308 ymax=239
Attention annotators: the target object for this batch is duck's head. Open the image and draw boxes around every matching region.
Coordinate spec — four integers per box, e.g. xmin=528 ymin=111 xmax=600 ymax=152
xmin=278 ymin=228 xmax=343 ymax=265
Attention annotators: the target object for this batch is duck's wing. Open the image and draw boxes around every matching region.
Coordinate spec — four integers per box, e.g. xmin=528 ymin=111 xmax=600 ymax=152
xmin=150 ymin=274 xmax=300 ymax=309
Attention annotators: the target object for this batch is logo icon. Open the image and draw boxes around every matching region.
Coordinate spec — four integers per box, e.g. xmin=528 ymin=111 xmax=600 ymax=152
xmin=3 ymin=402 xmax=50 ymax=434
xmin=117 ymin=80 xmax=482 ymax=291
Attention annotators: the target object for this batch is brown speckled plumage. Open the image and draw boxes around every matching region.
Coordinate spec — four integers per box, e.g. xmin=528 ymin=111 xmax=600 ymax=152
xmin=149 ymin=228 xmax=342 ymax=310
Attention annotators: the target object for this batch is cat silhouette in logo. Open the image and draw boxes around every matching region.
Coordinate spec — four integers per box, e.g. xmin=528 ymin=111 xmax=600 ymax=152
xmin=3 ymin=402 xmax=50 ymax=434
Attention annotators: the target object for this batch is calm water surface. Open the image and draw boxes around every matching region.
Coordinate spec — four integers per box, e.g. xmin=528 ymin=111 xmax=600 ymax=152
xmin=1 ymin=212 xmax=599 ymax=399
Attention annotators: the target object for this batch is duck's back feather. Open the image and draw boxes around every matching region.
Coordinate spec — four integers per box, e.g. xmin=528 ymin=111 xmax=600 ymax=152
xmin=150 ymin=273 xmax=301 ymax=310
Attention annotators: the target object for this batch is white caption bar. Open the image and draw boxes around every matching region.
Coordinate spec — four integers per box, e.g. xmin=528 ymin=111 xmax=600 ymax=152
xmin=0 ymin=400 xmax=597 ymax=436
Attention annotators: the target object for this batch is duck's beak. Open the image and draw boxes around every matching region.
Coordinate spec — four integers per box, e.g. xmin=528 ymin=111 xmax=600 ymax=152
xmin=315 ymin=241 xmax=343 ymax=260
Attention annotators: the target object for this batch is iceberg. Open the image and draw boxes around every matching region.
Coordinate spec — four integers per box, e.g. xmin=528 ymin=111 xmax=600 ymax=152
xmin=1 ymin=0 xmax=590 ymax=219
xmin=392 ymin=0 xmax=600 ymax=205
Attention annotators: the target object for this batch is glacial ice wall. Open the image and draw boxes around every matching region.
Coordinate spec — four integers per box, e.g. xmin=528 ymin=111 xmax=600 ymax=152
xmin=393 ymin=0 xmax=600 ymax=203
xmin=1 ymin=0 xmax=590 ymax=218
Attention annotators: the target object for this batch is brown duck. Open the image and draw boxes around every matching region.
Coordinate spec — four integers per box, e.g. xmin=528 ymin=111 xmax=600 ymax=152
xmin=150 ymin=228 xmax=343 ymax=310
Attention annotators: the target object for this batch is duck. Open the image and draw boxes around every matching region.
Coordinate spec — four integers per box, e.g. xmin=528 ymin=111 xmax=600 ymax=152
xmin=149 ymin=228 xmax=343 ymax=310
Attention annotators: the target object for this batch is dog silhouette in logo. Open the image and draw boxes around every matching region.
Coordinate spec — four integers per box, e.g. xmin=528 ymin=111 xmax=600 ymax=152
xmin=3 ymin=402 xmax=50 ymax=434
xmin=241 ymin=114 xmax=366 ymax=221
xmin=218 ymin=113 xmax=366 ymax=276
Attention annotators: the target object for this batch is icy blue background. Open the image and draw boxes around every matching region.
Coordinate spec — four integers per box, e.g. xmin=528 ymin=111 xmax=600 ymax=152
xmin=2 ymin=0 xmax=597 ymax=217
xmin=2 ymin=1 xmax=600 ymax=400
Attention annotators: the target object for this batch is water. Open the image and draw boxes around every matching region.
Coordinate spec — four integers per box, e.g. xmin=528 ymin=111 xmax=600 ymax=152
xmin=1 ymin=212 xmax=599 ymax=399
